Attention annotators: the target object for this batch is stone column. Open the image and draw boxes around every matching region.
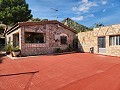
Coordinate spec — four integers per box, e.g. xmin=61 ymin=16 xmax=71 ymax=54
xmin=45 ymin=24 xmax=49 ymax=48
xmin=106 ymin=36 xmax=109 ymax=55
xmin=94 ymin=37 xmax=98 ymax=54
xmin=20 ymin=26 xmax=25 ymax=55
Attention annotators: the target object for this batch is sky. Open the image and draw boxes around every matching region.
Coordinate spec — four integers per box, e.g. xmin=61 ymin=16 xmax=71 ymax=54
xmin=26 ymin=0 xmax=120 ymax=27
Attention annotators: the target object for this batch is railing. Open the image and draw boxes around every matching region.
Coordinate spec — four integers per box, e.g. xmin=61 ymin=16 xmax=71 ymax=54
xmin=0 ymin=44 xmax=5 ymax=51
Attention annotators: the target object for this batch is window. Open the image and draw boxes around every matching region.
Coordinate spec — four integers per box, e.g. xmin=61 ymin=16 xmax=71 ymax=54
xmin=60 ymin=36 xmax=67 ymax=44
xmin=98 ymin=37 xmax=106 ymax=48
xmin=109 ymin=35 xmax=120 ymax=46
xmin=25 ymin=32 xmax=45 ymax=43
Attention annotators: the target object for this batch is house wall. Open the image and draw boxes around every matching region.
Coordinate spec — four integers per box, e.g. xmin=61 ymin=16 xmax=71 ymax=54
xmin=78 ymin=24 xmax=120 ymax=57
xmin=6 ymin=28 xmax=21 ymax=49
xmin=78 ymin=31 xmax=98 ymax=53
xmin=20 ymin=24 xmax=76 ymax=56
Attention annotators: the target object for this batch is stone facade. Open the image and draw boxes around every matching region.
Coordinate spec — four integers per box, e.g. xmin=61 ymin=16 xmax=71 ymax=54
xmin=78 ymin=24 xmax=120 ymax=57
xmin=6 ymin=20 xmax=76 ymax=56
xmin=78 ymin=31 xmax=98 ymax=53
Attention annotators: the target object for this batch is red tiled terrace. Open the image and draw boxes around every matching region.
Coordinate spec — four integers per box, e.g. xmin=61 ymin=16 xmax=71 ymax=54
xmin=0 ymin=53 xmax=120 ymax=90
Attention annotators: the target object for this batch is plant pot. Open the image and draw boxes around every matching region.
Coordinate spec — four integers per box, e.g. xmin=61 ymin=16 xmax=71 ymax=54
xmin=6 ymin=52 xmax=10 ymax=55
xmin=12 ymin=51 xmax=20 ymax=57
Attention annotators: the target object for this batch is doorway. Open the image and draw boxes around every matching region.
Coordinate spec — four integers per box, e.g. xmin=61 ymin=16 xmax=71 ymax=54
xmin=98 ymin=37 xmax=106 ymax=54
xmin=13 ymin=33 xmax=19 ymax=47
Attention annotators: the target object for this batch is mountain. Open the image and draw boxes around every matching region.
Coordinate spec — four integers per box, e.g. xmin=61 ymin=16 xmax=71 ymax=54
xmin=61 ymin=18 xmax=93 ymax=33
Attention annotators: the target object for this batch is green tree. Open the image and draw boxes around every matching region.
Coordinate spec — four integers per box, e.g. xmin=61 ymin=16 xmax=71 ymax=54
xmin=94 ymin=23 xmax=104 ymax=28
xmin=0 ymin=26 xmax=5 ymax=34
xmin=0 ymin=0 xmax=33 ymax=25
xmin=31 ymin=18 xmax=41 ymax=21
xmin=0 ymin=23 xmax=6 ymax=34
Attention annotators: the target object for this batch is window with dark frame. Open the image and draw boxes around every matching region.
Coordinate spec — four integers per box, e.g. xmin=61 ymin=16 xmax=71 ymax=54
xmin=109 ymin=35 xmax=120 ymax=46
xmin=25 ymin=32 xmax=45 ymax=43
xmin=60 ymin=36 xmax=67 ymax=45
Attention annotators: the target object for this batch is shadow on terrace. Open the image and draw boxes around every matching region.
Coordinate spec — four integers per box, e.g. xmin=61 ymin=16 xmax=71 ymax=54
xmin=0 ymin=52 xmax=5 ymax=63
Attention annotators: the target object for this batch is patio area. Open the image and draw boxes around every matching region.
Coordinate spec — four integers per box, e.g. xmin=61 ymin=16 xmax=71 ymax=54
xmin=0 ymin=53 xmax=120 ymax=90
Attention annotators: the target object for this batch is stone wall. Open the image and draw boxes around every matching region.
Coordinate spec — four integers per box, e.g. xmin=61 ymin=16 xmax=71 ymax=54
xmin=20 ymin=24 xmax=76 ymax=56
xmin=78 ymin=31 xmax=97 ymax=53
xmin=78 ymin=24 xmax=120 ymax=57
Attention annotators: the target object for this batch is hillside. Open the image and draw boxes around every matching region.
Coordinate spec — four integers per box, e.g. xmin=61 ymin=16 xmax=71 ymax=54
xmin=61 ymin=18 xmax=92 ymax=33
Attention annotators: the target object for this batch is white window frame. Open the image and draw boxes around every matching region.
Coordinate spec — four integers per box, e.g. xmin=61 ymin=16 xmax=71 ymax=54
xmin=109 ymin=35 xmax=120 ymax=46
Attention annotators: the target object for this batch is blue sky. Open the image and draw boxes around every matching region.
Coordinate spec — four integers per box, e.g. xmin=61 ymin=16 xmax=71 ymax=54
xmin=26 ymin=0 xmax=120 ymax=27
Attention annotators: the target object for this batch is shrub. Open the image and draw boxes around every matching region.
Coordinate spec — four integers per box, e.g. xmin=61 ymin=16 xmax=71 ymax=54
xmin=65 ymin=44 xmax=74 ymax=52
xmin=55 ymin=48 xmax=62 ymax=53
xmin=5 ymin=42 xmax=13 ymax=54
xmin=73 ymin=37 xmax=78 ymax=50
xmin=12 ymin=46 xmax=20 ymax=52
xmin=42 ymin=19 xmax=48 ymax=21
xmin=0 ymin=24 xmax=6 ymax=34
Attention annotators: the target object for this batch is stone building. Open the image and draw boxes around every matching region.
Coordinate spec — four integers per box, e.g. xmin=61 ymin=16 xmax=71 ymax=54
xmin=5 ymin=20 xmax=77 ymax=56
xmin=78 ymin=24 xmax=120 ymax=57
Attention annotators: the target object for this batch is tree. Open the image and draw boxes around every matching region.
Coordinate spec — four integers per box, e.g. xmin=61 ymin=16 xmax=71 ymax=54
xmin=42 ymin=19 xmax=48 ymax=21
xmin=0 ymin=23 xmax=6 ymax=34
xmin=0 ymin=0 xmax=33 ymax=25
xmin=94 ymin=23 xmax=104 ymax=28
xmin=31 ymin=18 xmax=41 ymax=21
xmin=0 ymin=25 xmax=5 ymax=34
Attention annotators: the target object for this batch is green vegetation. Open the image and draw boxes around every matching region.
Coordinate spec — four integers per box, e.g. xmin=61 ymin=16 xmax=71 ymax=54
xmin=61 ymin=18 xmax=93 ymax=33
xmin=31 ymin=18 xmax=41 ymax=21
xmin=5 ymin=42 xmax=20 ymax=54
xmin=0 ymin=0 xmax=32 ymax=25
xmin=94 ymin=23 xmax=104 ymax=28
xmin=0 ymin=23 xmax=6 ymax=34
xmin=55 ymin=48 xmax=62 ymax=53
xmin=65 ymin=44 xmax=74 ymax=52
xmin=42 ymin=19 xmax=49 ymax=21
xmin=5 ymin=42 xmax=13 ymax=54
xmin=12 ymin=46 xmax=20 ymax=52
xmin=0 ymin=26 xmax=4 ymax=34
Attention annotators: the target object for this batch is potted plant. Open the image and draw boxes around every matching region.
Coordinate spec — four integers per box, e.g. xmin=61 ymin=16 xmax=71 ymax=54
xmin=5 ymin=42 xmax=12 ymax=55
xmin=11 ymin=46 xmax=20 ymax=57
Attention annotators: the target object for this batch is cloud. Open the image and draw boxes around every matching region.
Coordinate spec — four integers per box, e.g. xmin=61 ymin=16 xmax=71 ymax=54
xmin=81 ymin=0 xmax=88 ymax=3
xmin=84 ymin=14 xmax=95 ymax=20
xmin=103 ymin=9 xmax=106 ymax=12
xmin=75 ymin=12 xmax=81 ymax=15
xmin=89 ymin=14 xmax=95 ymax=17
xmin=72 ymin=7 xmax=77 ymax=11
xmin=71 ymin=16 xmax=84 ymax=21
xmin=72 ymin=0 xmax=98 ymax=12
xmin=102 ymin=0 xmax=107 ymax=5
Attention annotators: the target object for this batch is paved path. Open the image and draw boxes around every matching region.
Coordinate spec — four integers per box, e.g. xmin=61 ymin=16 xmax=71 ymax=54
xmin=0 ymin=53 xmax=120 ymax=90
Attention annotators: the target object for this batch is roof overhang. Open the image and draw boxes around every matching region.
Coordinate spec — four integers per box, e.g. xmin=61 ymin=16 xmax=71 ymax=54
xmin=5 ymin=20 xmax=77 ymax=35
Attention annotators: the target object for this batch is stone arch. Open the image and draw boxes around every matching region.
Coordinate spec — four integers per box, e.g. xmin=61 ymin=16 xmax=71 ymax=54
xmin=60 ymin=33 xmax=68 ymax=37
